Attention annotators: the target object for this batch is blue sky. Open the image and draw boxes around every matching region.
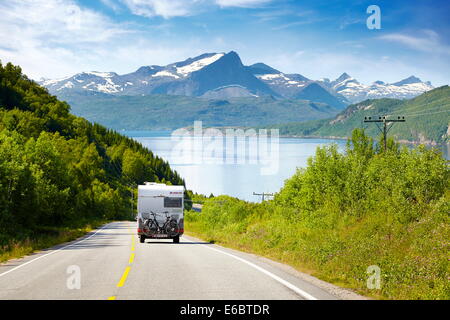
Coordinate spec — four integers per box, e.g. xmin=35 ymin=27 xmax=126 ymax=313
xmin=0 ymin=0 xmax=449 ymax=86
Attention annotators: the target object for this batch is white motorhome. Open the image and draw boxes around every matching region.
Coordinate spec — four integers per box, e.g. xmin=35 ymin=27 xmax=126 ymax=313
xmin=137 ymin=182 xmax=184 ymax=243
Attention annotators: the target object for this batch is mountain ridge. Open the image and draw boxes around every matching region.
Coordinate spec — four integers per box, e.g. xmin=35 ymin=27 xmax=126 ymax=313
xmin=266 ymin=86 xmax=450 ymax=145
xmin=40 ymin=51 xmax=435 ymax=107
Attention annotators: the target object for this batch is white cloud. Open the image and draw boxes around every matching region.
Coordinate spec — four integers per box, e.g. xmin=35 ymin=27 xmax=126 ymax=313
xmin=122 ymin=0 xmax=208 ymax=18
xmin=120 ymin=0 xmax=272 ymax=19
xmin=101 ymin=0 xmax=123 ymax=12
xmin=0 ymin=0 xmax=216 ymax=80
xmin=0 ymin=0 xmax=133 ymax=79
xmin=378 ymin=30 xmax=450 ymax=55
xmin=0 ymin=0 xmax=128 ymax=45
xmin=215 ymin=0 xmax=272 ymax=8
xmin=0 ymin=0 xmax=240 ymax=80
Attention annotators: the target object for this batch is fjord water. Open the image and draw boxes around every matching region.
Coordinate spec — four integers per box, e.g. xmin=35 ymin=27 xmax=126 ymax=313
xmin=123 ymin=131 xmax=450 ymax=202
xmin=126 ymin=131 xmax=450 ymax=202
xmin=125 ymin=131 xmax=348 ymax=202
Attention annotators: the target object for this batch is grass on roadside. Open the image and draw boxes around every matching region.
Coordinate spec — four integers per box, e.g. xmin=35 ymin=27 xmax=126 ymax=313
xmin=185 ymin=193 xmax=449 ymax=300
xmin=0 ymin=219 xmax=109 ymax=263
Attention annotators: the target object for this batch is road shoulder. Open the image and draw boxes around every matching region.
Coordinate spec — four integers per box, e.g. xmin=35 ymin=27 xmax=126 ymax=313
xmin=183 ymin=233 xmax=369 ymax=300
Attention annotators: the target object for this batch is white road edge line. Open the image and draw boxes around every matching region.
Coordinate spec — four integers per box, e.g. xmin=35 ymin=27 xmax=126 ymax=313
xmin=186 ymin=238 xmax=318 ymax=300
xmin=0 ymin=223 xmax=111 ymax=278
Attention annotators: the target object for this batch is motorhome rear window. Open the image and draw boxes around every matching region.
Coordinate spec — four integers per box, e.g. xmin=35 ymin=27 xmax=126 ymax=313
xmin=164 ymin=197 xmax=182 ymax=208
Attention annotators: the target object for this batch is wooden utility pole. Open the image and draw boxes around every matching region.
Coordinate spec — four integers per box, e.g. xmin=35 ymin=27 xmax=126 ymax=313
xmin=253 ymin=192 xmax=274 ymax=202
xmin=363 ymin=116 xmax=405 ymax=151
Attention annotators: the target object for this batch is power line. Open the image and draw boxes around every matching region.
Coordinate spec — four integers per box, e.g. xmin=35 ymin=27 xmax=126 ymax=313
xmin=364 ymin=115 xmax=406 ymax=152
xmin=388 ymin=107 xmax=449 ymax=117
xmin=253 ymin=192 xmax=274 ymax=202
xmin=400 ymin=109 xmax=450 ymax=118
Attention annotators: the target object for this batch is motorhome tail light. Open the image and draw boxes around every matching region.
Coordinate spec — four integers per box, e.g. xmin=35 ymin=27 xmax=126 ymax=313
xmin=138 ymin=228 xmax=142 ymax=233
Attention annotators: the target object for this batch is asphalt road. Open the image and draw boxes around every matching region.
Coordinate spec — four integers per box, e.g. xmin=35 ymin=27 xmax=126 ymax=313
xmin=0 ymin=221 xmax=351 ymax=300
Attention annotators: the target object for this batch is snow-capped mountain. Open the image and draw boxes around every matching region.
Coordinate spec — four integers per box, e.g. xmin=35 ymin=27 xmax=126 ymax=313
xmin=248 ymin=63 xmax=310 ymax=98
xmin=319 ymin=73 xmax=434 ymax=103
xmin=41 ymin=71 xmax=123 ymax=93
xmin=41 ymin=52 xmax=276 ymax=98
xmin=40 ymin=51 xmax=434 ymax=108
xmin=151 ymin=51 xmax=276 ymax=97
xmin=245 ymin=65 xmax=347 ymax=108
xmin=240 ymin=63 xmax=433 ymax=107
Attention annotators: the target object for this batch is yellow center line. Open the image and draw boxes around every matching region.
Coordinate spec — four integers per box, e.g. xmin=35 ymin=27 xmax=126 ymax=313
xmin=117 ymin=266 xmax=131 ymax=287
xmin=108 ymin=224 xmax=135 ymax=299
xmin=129 ymin=252 xmax=135 ymax=264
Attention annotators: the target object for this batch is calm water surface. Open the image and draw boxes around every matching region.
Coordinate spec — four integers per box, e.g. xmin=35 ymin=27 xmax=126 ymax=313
xmin=125 ymin=131 xmax=347 ymax=201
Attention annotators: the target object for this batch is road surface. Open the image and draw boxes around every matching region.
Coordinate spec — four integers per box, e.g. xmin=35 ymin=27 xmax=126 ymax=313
xmin=0 ymin=222 xmax=360 ymax=300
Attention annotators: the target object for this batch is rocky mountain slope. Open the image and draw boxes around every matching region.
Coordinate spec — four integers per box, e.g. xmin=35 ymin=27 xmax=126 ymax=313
xmin=40 ymin=51 xmax=434 ymax=108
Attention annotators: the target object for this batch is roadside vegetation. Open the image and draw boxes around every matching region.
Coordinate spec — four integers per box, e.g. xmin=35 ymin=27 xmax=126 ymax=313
xmin=0 ymin=61 xmax=185 ymax=260
xmin=186 ymin=129 xmax=450 ymax=299
xmin=0 ymin=219 xmax=107 ymax=263
xmin=185 ymin=191 xmax=215 ymax=204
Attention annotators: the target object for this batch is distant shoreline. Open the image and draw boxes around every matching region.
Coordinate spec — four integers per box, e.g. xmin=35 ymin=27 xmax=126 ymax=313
xmin=122 ymin=128 xmax=447 ymax=147
xmin=279 ymin=134 xmax=448 ymax=146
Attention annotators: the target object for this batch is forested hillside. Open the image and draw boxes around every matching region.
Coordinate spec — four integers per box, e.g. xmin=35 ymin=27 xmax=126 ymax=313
xmin=0 ymin=61 xmax=184 ymax=245
xmin=56 ymin=91 xmax=339 ymax=130
xmin=270 ymin=86 xmax=450 ymax=145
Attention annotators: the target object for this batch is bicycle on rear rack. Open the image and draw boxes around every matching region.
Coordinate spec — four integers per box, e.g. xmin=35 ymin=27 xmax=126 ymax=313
xmin=141 ymin=211 xmax=180 ymax=243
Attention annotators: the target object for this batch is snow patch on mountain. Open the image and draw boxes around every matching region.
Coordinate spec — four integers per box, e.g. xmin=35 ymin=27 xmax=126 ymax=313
xmin=152 ymin=70 xmax=180 ymax=78
xmin=256 ymin=72 xmax=306 ymax=88
xmin=84 ymin=71 xmax=116 ymax=78
xmin=96 ymin=78 xmax=121 ymax=93
xmin=326 ymin=73 xmax=434 ymax=103
xmin=176 ymin=53 xmax=224 ymax=76
xmin=59 ymin=81 xmax=74 ymax=90
xmin=42 ymin=75 xmax=73 ymax=86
